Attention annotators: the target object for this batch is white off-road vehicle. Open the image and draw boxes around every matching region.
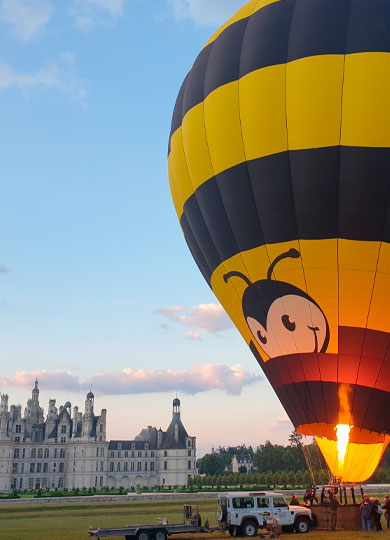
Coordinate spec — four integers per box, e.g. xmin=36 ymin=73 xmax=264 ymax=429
xmin=217 ymin=491 xmax=313 ymax=535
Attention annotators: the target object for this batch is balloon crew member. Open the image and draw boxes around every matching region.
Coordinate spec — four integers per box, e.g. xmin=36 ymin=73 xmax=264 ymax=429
xmin=360 ymin=496 xmax=373 ymax=533
xmin=372 ymin=497 xmax=383 ymax=531
xmin=329 ymin=494 xmax=343 ymax=531
xmin=384 ymin=496 xmax=390 ymax=529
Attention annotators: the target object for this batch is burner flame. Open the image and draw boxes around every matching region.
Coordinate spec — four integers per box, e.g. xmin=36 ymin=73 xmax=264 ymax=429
xmin=336 ymin=424 xmax=351 ymax=468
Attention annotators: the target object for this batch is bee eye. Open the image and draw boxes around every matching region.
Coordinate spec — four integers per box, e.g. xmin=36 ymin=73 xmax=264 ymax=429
xmin=282 ymin=314 xmax=296 ymax=332
xmin=257 ymin=330 xmax=267 ymax=345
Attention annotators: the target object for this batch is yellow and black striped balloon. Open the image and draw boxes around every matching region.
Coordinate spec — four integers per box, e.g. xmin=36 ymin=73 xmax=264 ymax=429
xmin=168 ymin=0 xmax=390 ymax=482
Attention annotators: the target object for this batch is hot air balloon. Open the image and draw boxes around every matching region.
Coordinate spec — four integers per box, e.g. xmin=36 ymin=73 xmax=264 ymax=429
xmin=168 ymin=0 xmax=390 ymax=483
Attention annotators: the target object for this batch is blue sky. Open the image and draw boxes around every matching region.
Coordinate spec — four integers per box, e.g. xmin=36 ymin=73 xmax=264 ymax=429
xmin=0 ymin=0 xmax=294 ymax=455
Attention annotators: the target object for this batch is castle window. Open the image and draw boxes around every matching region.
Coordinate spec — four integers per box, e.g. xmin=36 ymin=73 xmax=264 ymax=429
xmin=131 ymin=451 xmax=134 ymax=458
xmin=43 ymin=463 xmax=48 ymax=473
xmin=100 ymin=424 xmax=103 ymax=432
xmin=36 ymin=463 xmax=42 ymax=473
xmin=118 ymin=443 xmax=121 ymax=450
xmin=38 ymin=448 xmax=43 ymax=459
xmin=53 ymin=463 xmax=56 ymax=473
xmin=13 ymin=449 xmax=19 ymax=459
xmin=60 ymin=437 xmax=66 ymax=443
xmin=188 ymin=450 xmax=191 ymax=457
xmin=188 ymin=461 xmax=191 ymax=470
xmin=131 ymin=443 xmax=135 ymax=449
xmin=28 ymin=478 xmax=34 ymax=490
xmin=109 ymin=462 xmax=114 ymax=472
xmin=19 ymin=478 xmax=23 ymax=490
xmin=21 ymin=463 xmax=24 ymax=473
xmin=54 ymin=449 xmax=57 ymax=458
xmin=100 ymin=476 xmax=103 ymax=487
xmin=187 ymin=440 xmax=191 ymax=447
xmin=150 ymin=462 xmax=155 ymax=471
xmin=164 ymin=451 xmax=167 ymax=457
xmin=151 ymin=451 xmax=155 ymax=458
xmin=31 ymin=449 xmax=36 ymax=458
xmin=110 ymin=451 xmax=114 ymax=458
xmin=131 ymin=462 xmax=134 ymax=471
xmin=100 ymin=462 xmax=104 ymax=472
xmin=42 ymin=478 xmax=47 ymax=488
xmin=164 ymin=461 xmax=167 ymax=471
xmin=60 ymin=449 xmax=65 ymax=458
xmin=12 ymin=463 xmax=18 ymax=473
xmin=125 ymin=451 xmax=128 ymax=458
xmin=96 ymin=448 xmax=99 ymax=457
xmin=144 ymin=462 xmax=147 ymax=471
xmin=44 ymin=449 xmax=49 ymax=459
xmin=22 ymin=448 xmax=25 ymax=458
xmin=14 ymin=436 xmax=20 ymax=443
xmin=124 ymin=462 xmax=128 ymax=471
xmin=101 ymin=448 xmax=105 ymax=457
xmin=96 ymin=462 xmax=99 ymax=472
xmin=59 ymin=463 xmax=64 ymax=473
xmin=117 ymin=462 xmax=121 ymax=472
xmin=30 ymin=463 xmax=35 ymax=473
xmin=15 ymin=425 xmax=21 ymax=434
xmin=137 ymin=462 xmax=142 ymax=471
xmin=61 ymin=425 xmax=66 ymax=434
xmin=145 ymin=443 xmax=148 ymax=449
xmin=138 ymin=451 xmax=142 ymax=458
xmin=118 ymin=451 xmax=121 ymax=458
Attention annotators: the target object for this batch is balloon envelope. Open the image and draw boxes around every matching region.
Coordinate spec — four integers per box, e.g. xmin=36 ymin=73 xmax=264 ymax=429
xmin=168 ymin=0 xmax=390 ymax=482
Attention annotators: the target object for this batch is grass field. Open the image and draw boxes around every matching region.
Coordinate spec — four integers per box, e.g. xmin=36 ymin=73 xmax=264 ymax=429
xmin=1 ymin=497 xmax=390 ymax=540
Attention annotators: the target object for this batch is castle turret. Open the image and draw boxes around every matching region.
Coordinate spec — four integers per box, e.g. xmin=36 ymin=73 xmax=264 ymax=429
xmin=0 ymin=394 xmax=9 ymax=440
xmin=82 ymin=391 xmax=94 ymax=438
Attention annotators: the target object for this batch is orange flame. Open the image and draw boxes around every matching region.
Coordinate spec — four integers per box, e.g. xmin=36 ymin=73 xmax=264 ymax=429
xmin=336 ymin=424 xmax=351 ymax=468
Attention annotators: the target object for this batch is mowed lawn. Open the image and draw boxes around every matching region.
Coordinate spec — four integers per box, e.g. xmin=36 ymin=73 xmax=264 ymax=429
xmin=1 ymin=497 xmax=390 ymax=540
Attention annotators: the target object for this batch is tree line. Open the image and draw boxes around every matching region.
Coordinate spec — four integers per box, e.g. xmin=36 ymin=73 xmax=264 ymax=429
xmin=197 ymin=432 xmax=390 ymax=485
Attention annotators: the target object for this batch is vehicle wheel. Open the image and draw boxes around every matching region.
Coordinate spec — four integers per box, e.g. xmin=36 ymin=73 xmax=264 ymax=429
xmin=295 ymin=518 xmax=310 ymax=533
xmin=217 ymin=505 xmax=227 ymax=522
xmin=242 ymin=520 xmax=258 ymax=537
xmin=154 ymin=530 xmax=167 ymax=540
xmin=137 ymin=530 xmax=151 ymax=540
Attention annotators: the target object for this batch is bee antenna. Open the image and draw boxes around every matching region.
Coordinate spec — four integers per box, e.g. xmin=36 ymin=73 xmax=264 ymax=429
xmin=267 ymin=248 xmax=300 ymax=280
xmin=223 ymin=271 xmax=252 ymax=287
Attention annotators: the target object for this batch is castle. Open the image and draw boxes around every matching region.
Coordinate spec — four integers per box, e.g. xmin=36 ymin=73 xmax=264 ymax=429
xmin=0 ymin=382 xmax=196 ymax=491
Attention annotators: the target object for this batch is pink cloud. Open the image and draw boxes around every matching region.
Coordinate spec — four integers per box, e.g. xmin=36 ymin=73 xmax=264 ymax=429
xmin=156 ymin=303 xmax=234 ymax=335
xmin=0 ymin=364 xmax=261 ymax=396
xmin=186 ymin=330 xmax=201 ymax=341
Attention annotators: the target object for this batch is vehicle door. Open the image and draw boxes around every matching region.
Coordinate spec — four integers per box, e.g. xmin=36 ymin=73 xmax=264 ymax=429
xmin=255 ymin=497 xmax=272 ymax=525
xmin=231 ymin=496 xmax=257 ymax=525
xmin=271 ymin=496 xmax=290 ymax=525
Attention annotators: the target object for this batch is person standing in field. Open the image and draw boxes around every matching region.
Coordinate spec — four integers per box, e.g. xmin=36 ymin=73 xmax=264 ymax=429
xmin=372 ymin=498 xmax=383 ymax=531
xmin=330 ymin=494 xmax=343 ymax=530
xmin=360 ymin=496 xmax=372 ymax=532
xmin=383 ymin=496 xmax=390 ymax=529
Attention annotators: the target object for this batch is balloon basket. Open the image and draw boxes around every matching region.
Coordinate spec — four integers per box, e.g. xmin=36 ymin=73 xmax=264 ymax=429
xmin=311 ymin=504 xmax=362 ymax=531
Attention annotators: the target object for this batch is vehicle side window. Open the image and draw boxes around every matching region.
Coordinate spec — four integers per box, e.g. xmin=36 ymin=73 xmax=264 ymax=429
xmin=273 ymin=497 xmax=288 ymax=508
xmin=232 ymin=497 xmax=254 ymax=509
xmin=257 ymin=497 xmax=270 ymax=508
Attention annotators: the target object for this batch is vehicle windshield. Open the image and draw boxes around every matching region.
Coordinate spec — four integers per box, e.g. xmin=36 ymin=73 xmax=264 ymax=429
xmin=273 ymin=497 xmax=288 ymax=508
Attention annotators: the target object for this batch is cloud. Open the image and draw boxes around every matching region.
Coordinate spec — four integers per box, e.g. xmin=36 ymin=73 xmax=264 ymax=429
xmin=186 ymin=331 xmax=201 ymax=341
xmin=0 ymin=265 xmax=9 ymax=274
xmin=69 ymin=0 xmax=125 ymax=30
xmin=156 ymin=303 xmax=234 ymax=335
xmin=0 ymin=61 xmax=87 ymax=107
xmin=168 ymin=0 xmax=243 ymax=26
xmin=0 ymin=0 xmax=53 ymax=41
xmin=0 ymin=364 xmax=261 ymax=396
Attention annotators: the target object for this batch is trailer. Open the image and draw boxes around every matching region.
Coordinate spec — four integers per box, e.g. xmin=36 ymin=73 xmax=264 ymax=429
xmin=88 ymin=504 xmax=214 ymax=540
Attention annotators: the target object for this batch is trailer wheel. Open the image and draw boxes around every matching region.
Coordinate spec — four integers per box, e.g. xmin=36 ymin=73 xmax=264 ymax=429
xmin=137 ymin=530 xmax=151 ymax=540
xmin=154 ymin=530 xmax=167 ymax=540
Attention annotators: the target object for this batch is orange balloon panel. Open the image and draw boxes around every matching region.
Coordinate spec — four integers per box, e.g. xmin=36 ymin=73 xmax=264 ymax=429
xmin=315 ymin=437 xmax=390 ymax=483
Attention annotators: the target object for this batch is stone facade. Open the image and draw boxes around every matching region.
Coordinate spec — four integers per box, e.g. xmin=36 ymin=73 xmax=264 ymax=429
xmin=0 ymin=383 xmax=196 ymax=492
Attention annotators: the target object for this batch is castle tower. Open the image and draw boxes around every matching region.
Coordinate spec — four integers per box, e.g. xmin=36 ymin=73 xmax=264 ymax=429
xmin=0 ymin=394 xmax=9 ymax=440
xmin=82 ymin=391 xmax=94 ymax=438
xmin=32 ymin=379 xmax=39 ymax=403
